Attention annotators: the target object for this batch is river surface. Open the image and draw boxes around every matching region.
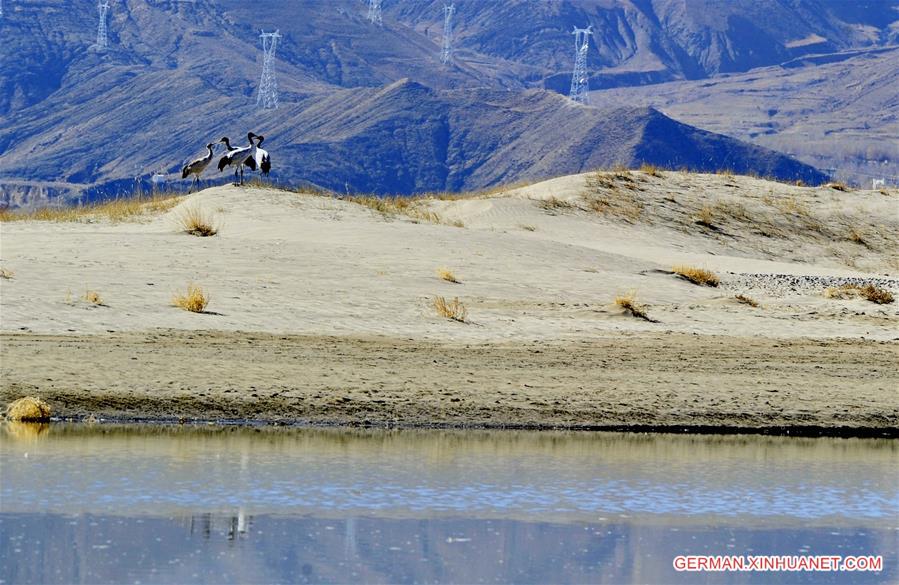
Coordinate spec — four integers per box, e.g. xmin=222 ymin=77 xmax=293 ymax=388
xmin=1 ymin=424 xmax=896 ymax=584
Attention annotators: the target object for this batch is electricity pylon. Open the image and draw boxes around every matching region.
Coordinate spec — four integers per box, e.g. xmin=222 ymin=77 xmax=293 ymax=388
xmin=441 ymin=4 xmax=455 ymax=64
xmin=569 ymin=25 xmax=593 ymax=105
xmin=257 ymin=30 xmax=281 ymax=110
xmin=367 ymin=0 xmax=382 ymax=25
xmin=96 ymin=0 xmax=110 ymax=50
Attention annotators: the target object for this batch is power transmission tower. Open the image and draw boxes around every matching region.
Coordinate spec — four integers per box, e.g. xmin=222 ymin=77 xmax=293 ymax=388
xmin=569 ymin=25 xmax=593 ymax=105
xmin=367 ymin=0 xmax=382 ymax=25
xmin=441 ymin=4 xmax=455 ymax=64
xmin=257 ymin=30 xmax=281 ymax=110
xmin=96 ymin=0 xmax=110 ymax=50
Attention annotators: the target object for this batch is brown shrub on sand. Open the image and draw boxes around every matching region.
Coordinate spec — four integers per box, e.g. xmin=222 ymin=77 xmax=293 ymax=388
xmin=433 ymin=296 xmax=467 ymax=322
xmin=672 ymin=265 xmax=720 ymax=287
xmin=172 ymin=283 xmax=210 ymax=313
xmin=5 ymin=397 xmax=52 ymax=421
xmin=614 ymin=291 xmax=655 ymax=322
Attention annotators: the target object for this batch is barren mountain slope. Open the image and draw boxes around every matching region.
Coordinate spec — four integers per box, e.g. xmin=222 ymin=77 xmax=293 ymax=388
xmin=0 ymin=79 xmax=827 ymax=205
xmin=592 ymin=47 xmax=899 ymax=186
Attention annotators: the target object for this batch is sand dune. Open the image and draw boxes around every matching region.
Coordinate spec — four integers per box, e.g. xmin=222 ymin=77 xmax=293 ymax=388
xmin=1 ymin=171 xmax=897 ymax=431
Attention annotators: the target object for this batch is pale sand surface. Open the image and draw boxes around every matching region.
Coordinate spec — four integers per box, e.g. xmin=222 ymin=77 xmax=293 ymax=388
xmin=1 ymin=171 xmax=897 ymax=431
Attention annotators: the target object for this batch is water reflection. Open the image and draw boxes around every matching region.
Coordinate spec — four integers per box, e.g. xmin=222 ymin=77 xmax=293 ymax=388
xmin=1 ymin=424 xmax=896 ymax=584
xmin=2 ymin=513 xmax=895 ymax=584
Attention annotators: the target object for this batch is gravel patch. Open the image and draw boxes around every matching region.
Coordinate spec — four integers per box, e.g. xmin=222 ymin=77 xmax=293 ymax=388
xmin=721 ymin=273 xmax=899 ymax=297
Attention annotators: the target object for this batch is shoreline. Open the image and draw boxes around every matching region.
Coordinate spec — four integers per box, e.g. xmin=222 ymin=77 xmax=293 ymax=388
xmin=3 ymin=330 xmax=897 ymax=438
xmin=17 ymin=417 xmax=899 ymax=439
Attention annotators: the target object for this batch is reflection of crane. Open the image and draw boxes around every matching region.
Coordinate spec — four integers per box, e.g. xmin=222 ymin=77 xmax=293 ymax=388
xmin=229 ymin=508 xmax=249 ymax=540
xmin=569 ymin=26 xmax=593 ymax=105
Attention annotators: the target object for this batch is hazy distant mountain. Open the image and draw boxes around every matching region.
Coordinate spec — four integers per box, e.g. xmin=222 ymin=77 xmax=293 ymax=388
xmin=592 ymin=46 xmax=899 ymax=187
xmin=0 ymin=0 xmax=892 ymax=204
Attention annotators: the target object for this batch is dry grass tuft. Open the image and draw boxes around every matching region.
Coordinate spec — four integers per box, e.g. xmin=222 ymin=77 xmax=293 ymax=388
xmin=0 ymin=267 xmax=14 ymax=280
xmin=437 ymin=268 xmax=461 ymax=284
xmin=672 ymin=265 xmax=720 ymax=287
xmin=537 ymin=195 xmax=574 ymax=211
xmin=734 ymin=294 xmax=760 ymax=308
xmin=824 ymin=284 xmax=859 ymax=300
xmin=847 ymin=228 xmax=868 ymax=246
xmin=5 ymin=397 xmax=52 ymax=422
xmin=860 ymin=284 xmax=894 ymax=304
xmin=694 ymin=205 xmax=715 ymax=228
xmin=433 ymin=296 xmax=467 ymax=322
xmin=177 ymin=206 xmax=219 ymax=237
xmin=345 ymin=194 xmax=459 ymax=225
xmin=614 ymin=291 xmax=654 ymax=321
xmin=172 ymin=283 xmax=210 ymax=313
xmin=584 ymin=172 xmax=644 ymax=221
xmin=519 ymin=224 xmax=537 ymax=231
xmin=82 ymin=290 xmax=104 ymax=305
xmin=824 ymin=283 xmax=894 ymax=304
xmin=0 ymin=194 xmax=182 ymax=223
xmin=639 ymin=163 xmax=662 ymax=177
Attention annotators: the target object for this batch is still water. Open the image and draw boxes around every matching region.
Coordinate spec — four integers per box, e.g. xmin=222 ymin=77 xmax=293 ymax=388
xmin=1 ymin=424 xmax=896 ymax=584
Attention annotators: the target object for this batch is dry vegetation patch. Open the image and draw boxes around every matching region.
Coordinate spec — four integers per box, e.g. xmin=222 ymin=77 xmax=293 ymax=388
xmin=177 ymin=206 xmax=219 ymax=237
xmin=172 ymin=283 xmax=210 ymax=313
xmin=583 ymin=172 xmax=644 ymax=221
xmin=537 ymin=195 xmax=575 ymax=211
xmin=433 ymin=296 xmax=467 ymax=322
xmin=82 ymin=290 xmax=104 ymax=305
xmin=824 ymin=283 xmax=894 ymax=304
xmin=734 ymin=294 xmax=760 ymax=308
xmin=344 ymin=194 xmax=465 ymax=226
xmin=0 ymin=267 xmax=14 ymax=280
xmin=5 ymin=397 xmax=51 ymax=421
xmin=672 ymin=265 xmax=720 ymax=287
xmin=0 ymin=194 xmax=182 ymax=223
xmin=614 ymin=291 xmax=655 ymax=322
xmin=639 ymin=163 xmax=662 ymax=177
xmin=437 ymin=268 xmax=461 ymax=284
xmin=694 ymin=205 xmax=716 ymax=228
xmin=860 ymin=284 xmax=894 ymax=304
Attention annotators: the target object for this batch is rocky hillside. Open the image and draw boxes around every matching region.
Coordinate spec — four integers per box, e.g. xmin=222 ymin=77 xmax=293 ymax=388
xmin=0 ymin=0 xmax=892 ymax=204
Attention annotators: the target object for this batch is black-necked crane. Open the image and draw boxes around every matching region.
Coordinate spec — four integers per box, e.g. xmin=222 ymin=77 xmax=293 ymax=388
xmin=245 ymin=134 xmax=272 ymax=176
xmin=217 ymin=132 xmax=258 ymax=185
xmin=181 ymin=143 xmax=216 ymax=193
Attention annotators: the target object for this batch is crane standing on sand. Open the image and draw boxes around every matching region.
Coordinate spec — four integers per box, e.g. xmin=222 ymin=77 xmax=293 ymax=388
xmin=181 ymin=143 xmax=216 ymax=193
xmin=218 ymin=132 xmax=259 ymax=186
xmin=245 ymin=135 xmax=272 ymax=176
xmin=180 ymin=132 xmax=272 ymax=190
